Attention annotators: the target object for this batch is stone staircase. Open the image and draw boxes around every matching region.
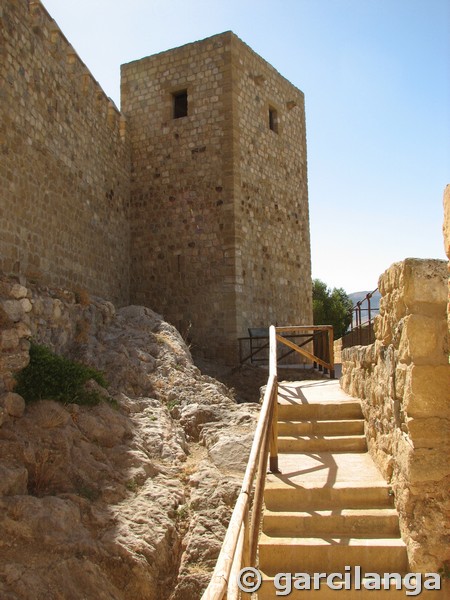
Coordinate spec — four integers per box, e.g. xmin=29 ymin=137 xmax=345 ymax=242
xmin=257 ymin=380 xmax=444 ymax=599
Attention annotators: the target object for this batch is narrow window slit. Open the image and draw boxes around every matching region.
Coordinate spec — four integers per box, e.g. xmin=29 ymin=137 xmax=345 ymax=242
xmin=173 ymin=90 xmax=188 ymax=119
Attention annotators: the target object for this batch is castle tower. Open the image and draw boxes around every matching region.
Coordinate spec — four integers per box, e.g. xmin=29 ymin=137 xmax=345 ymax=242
xmin=121 ymin=32 xmax=312 ymax=361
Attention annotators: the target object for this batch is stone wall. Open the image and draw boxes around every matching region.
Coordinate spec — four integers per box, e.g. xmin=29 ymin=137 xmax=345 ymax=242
xmin=341 ymin=258 xmax=449 ymax=571
xmin=0 ymin=0 xmax=130 ymax=305
xmin=121 ymin=32 xmax=312 ymax=360
xmin=121 ymin=33 xmax=237 ymax=359
xmin=231 ymin=36 xmax=312 ymax=335
xmin=1 ymin=3 xmax=312 ymax=362
xmin=0 ymin=274 xmax=116 ymax=398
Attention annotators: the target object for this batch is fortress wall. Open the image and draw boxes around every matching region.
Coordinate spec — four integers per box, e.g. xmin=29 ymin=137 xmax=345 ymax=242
xmin=0 ymin=0 xmax=130 ymax=305
xmin=121 ymin=33 xmax=238 ymax=359
xmin=341 ymin=258 xmax=449 ymax=571
xmin=231 ymin=36 xmax=312 ymax=333
xmin=122 ymin=33 xmax=313 ymax=360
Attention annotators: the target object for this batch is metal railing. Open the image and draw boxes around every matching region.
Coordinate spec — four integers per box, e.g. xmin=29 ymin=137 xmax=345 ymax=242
xmin=342 ymin=289 xmax=378 ymax=348
xmin=201 ymin=324 xmax=334 ymax=600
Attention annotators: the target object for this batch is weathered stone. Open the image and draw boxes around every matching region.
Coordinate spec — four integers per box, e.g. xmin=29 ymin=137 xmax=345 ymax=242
xmin=0 ymin=329 xmax=20 ymax=352
xmin=19 ymin=298 xmax=32 ymax=313
xmin=0 ymin=284 xmax=257 ymax=598
xmin=406 ymin=417 xmax=450 ymax=448
xmin=404 ymin=365 xmax=450 ymax=419
xmin=0 ymin=406 xmax=7 ymax=427
xmin=408 ymin=448 xmax=450 ymax=483
xmin=9 ymin=284 xmax=28 ymax=300
xmin=1 ymin=392 xmax=26 ymax=418
xmin=1 ymin=300 xmax=24 ymax=323
xmin=0 ymin=465 xmax=28 ymax=495
xmin=398 ymin=314 xmax=448 ymax=365
xmin=341 ymin=257 xmax=450 ymax=571
xmin=15 ymin=322 xmax=31 ymax=339
xmin=207 ymin=432 xmax=254 ymax=472
xmin=402 ymin=259 xmax=448 ymax=315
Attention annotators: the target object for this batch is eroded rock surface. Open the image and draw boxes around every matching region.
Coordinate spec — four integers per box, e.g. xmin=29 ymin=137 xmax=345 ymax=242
xmin=0 ymin=278 xmax=259 ymax=599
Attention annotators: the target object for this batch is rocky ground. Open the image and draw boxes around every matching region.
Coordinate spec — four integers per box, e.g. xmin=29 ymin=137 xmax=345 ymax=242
xmin=195 ymin=357 xmax=326 ymax=405
xmin=0 ymin=285 xmax=270 ymax=600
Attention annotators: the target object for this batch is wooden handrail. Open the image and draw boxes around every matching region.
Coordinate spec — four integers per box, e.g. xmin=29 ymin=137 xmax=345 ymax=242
xmin=277 ymin=326 xmax=334 ymax=378
xmin=200 ymin=325 xmax=278 ymax=600
xmin=201 ymin=324 xmax=334 ymax=599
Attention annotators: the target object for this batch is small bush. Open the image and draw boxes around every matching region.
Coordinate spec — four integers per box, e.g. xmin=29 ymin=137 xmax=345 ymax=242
xmin=15 ymin=342 xmax=108 ymax=406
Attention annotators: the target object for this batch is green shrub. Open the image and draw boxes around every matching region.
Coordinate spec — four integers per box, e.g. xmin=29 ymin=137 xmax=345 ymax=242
xmin=15 ymin=342 xmax=108 ymax=406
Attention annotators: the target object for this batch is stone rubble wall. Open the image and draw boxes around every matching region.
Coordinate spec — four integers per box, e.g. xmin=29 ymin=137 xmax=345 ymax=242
xmin=0 ymin=274 xmax=116 ymax=398
xmin=0 ymin=0 xmax=130 ymax=306
xmin=341 ymin=258 xmax=449 ymax=571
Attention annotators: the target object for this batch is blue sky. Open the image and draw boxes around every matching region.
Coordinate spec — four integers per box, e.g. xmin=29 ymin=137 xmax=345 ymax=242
xmin=42 ymin=0 xmax=450 ymax=293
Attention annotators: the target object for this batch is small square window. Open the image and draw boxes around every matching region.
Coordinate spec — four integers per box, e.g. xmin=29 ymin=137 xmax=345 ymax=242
xmin=269 ymin=107 xmax=278 ymax=133
xmin=173 ymin=90 xmax=188 ymax=119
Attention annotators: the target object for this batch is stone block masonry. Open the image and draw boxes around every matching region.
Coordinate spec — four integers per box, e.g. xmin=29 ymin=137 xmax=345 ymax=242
xmin=341 ymin=258 xmax=449 ymax=572
xmin=0 ymin=0 xmax=130 ymax=305
xmin=122 ymin=32 xmax=312 ymax=360
xmin=1 ymin=1 xmax=312 ymax=362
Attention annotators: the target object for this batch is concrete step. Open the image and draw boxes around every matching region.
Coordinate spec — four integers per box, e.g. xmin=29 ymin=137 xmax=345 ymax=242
xmin=263 ymin=508 xmax=400 ymax=537
xmin=278 ymin=434 xmax=367 ymax=453
xmin=278 ymin=401 xmax=363 ymax=421
xmin=258 ymin=534 xmax=409 ymax=575
xmin=257 ymin=573 xmax=447 ymax=599
xmin=264 ymin=481 xmax=393 ymax=512
xmin=278 ymin=419 xmax=364 ymax=436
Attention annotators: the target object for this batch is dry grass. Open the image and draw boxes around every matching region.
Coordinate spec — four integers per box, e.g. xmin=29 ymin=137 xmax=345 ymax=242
xmin=27 ymin=448 xmax=60 ymax=496
xmin=74 ymin=288 xmax=90 ymax=306
xmin=36 ymin=403 xmax=68 ymax=429
xmin=75 ymin=318 xmax=90 ymax=343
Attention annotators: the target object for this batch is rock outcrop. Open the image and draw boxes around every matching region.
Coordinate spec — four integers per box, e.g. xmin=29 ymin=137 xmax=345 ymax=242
xmin=0 ymin=277 xmax=259 ymax=599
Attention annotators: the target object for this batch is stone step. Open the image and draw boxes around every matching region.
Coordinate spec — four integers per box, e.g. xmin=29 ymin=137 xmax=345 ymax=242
xmin=264 ymin=481 xmax=394 ymax=512
xmin=257 ymin=573 xmax=446 ymax=599
xmin=263 ymin=508 xmax=400 ymax=537
xmin=258 ymin=535 xmax=409 ymax=575
xmin=278 ymin=401 xmax=363 ymax=421
xmin=278 ymin=434 xmax=367 ymax=453
xmin=278 ymin=419 xmax=364 ymax=436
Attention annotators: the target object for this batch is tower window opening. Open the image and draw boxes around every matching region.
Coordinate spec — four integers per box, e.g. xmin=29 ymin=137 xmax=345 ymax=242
xmin=269 ymin=107 xmax=278 ymax=133
xmin=173 ymin=90 xmax=188 ymax=119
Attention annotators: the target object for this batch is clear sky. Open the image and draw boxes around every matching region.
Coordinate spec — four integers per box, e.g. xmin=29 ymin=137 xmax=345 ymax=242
xmin=42 ymin=0 xmax=450 ymax=294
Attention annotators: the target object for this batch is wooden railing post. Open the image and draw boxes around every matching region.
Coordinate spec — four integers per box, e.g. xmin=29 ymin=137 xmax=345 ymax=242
xmin=318 ymin=332 xmax=323 ymax=372
xmin=328 ymin=326 xmax=335 ymax=378
xmin=323 ymin=331 xmax=329 ymax=375
xmin=269 ymin=381 xmax=279 ymax=473
xmin=268 ymin=326 xmax=279 ymax=474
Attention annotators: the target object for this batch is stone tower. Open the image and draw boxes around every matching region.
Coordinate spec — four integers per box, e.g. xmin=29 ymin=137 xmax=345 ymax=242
xmin=121 ymin=31 xmax=312 ymax=361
